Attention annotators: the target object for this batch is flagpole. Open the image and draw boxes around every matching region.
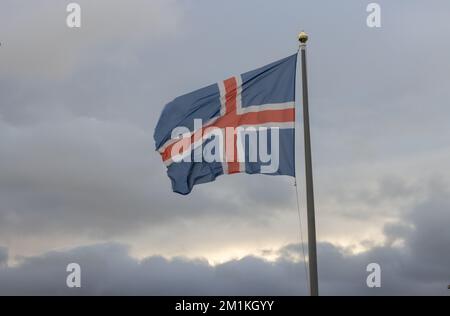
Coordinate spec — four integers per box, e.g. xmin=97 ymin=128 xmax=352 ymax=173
xmin=298 ymin=31 xmax=319 ymax=296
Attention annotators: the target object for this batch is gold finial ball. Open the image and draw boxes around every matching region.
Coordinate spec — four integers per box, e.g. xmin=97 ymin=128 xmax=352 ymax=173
xmin=298 ymin=31 xmax=308 ymax=43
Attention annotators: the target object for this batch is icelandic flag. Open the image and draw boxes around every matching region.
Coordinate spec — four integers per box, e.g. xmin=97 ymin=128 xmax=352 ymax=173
xmin=154 ymin=54 xmax=297 ymax=194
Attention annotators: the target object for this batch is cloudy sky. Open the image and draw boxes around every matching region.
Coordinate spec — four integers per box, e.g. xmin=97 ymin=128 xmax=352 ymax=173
xmin=1 ymin=0 xmax=450 ymax=295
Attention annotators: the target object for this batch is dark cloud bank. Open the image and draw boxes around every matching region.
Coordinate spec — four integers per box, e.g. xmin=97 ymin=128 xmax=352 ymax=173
xmin=0 ymin=188 xmax=449 ymax=296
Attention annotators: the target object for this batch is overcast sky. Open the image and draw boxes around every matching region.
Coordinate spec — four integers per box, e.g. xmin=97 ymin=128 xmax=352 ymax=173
xmin=1 ymin=0 xmax=450 ymax=295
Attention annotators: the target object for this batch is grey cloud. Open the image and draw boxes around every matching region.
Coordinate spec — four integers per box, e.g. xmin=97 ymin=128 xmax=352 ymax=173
xmin=0 ymin=247 xmax=7 ymax=266
xmin=0 ymin=115 xmax=294 ymax=239
xmin=0 ymin=0 xmax=182 ymax=79
xmin=1 ymin=186 xmax=449 ymax=295
xmin=1 ymin=0 xmax=301 ymax=241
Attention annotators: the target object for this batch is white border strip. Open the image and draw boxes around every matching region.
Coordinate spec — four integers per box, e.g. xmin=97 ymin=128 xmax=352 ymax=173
xmin=237 ymin=101 xmax=295 ymax=114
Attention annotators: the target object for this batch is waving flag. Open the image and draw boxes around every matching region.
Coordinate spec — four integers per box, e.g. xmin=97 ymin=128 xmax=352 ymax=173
xmin=154 ymin=54 xmax=297 ymax=194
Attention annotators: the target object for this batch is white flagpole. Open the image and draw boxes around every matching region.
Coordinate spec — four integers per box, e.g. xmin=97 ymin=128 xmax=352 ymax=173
xmin=298 ymin=31 xmax=319 ymax=296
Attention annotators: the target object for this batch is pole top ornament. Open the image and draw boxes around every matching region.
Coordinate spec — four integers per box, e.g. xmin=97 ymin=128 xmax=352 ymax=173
xmin=298 ymin=31 xmax=308 ymax=44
